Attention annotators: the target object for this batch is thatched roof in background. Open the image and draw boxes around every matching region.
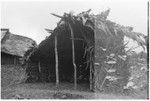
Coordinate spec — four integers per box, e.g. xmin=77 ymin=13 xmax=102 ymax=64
xmin=1 ymin=29 xmax=9 ymax=41
xmin=1 ymin=29 xmax=37 ymax=57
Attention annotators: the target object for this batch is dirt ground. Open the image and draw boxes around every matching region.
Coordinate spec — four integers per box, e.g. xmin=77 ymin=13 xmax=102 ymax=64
xmin=2 ymin=82 xmax=146 ymax=99
xmin=1 ymin=65 xmax=147 ymax=99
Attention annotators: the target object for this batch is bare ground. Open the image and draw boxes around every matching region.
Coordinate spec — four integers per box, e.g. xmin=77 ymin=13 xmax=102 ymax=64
xmin=1 ymin=65 xmax=147 ymax=99
xmin=2 ymin=82 xmax=145 ymax=99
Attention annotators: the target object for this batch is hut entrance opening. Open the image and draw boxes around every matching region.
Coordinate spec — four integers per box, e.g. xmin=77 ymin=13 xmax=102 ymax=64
xmin=26 ymin=18 xmax=94 ymax=89
xmin=25 ymin=13 xmax=95 ymax=90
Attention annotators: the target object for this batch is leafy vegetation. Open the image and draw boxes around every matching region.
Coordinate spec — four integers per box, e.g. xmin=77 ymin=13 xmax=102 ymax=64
xmin=92 ymin=9 xmax=147 ymax=94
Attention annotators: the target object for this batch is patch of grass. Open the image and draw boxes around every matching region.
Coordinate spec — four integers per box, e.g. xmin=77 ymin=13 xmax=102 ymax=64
xmin=1 ymin=65 xmax=27 ymax=89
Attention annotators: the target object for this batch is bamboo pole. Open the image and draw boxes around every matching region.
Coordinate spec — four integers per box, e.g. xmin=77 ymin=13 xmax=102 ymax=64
xmin=55 ymin=35 xmax=59 ymax=87
xmin=69 ymin=23 xmax=77 ymax=90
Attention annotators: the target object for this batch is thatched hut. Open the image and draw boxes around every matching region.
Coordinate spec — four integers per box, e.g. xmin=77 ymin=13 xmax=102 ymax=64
xmin=24 ymin=10 xmax=146 ymax=91
xmin=1 ymin=28 xmax=37 ymax=65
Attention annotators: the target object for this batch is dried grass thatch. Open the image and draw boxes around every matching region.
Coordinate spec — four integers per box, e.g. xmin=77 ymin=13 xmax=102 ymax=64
xmin=25 ymin=9 xmax=147 ymax=92
xmin=1 ymin=29 xmax=37 ymax=57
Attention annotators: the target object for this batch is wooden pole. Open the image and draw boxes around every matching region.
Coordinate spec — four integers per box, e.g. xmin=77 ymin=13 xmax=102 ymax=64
xmin=69 ymin=23 xmax=77 ymax=90
xmin=38 ymin=61 xmax=41 ymax=73
xmin=90 ymin=60 xmax=92 ymax=90
xmin=38 ymin=61 xmax=41 ymax=82
xmin=55 ymin=35 xmax=59 ymax=87
xmin=147 ymin=1 xmax=149 ymax=99
xmin=14 ymin=56 xmax=16 ymax=65
xmin=89 ymin=47 xmax=94 ymax=91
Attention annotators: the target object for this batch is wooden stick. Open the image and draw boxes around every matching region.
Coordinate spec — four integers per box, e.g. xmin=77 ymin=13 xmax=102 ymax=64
xmin=69 ymin=23 xmax=77 ymax=90
xmin=55 ymin=35 xmax=59 ymax=87
xmin=99 ymin=65 xmax=113 ymax=91
xmin=38 ymin=61 xmax=41 ymax=73
xmin=90 ymin=60 xmax=92 ymax=90
xmin=147 ymin=1 xmax=149 ymax=99
xmin=45 ymin=29 xmax=53 ymax=33
xmin=89 ymin=46 xmax=94 ymax=91
xmin=14 ymin=56 xmax=16 ymax=65
xmin=51 ymin=13 xmax=63 ymax=18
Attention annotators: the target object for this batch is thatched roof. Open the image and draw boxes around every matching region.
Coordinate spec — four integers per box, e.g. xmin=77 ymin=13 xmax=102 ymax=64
xmin=27 ymin=9 xmax=147 ymax=62
xmin=1 ymin=29 xmax=9 ymax=41
xmin=1 ymin=29 xmax=37 ymax=57
xmin=49 ymin=9 xmax=147 ymax=47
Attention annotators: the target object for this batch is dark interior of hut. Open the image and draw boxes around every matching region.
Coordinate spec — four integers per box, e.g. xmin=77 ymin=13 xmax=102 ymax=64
xmin=26 ymin=17 xmax=94 ymax=86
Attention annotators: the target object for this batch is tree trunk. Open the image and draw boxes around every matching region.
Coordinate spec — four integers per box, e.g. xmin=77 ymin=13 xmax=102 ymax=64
xmin=55 ymin=35 xmax=59 ymax=87
xmin=69 ymin=23 xmax=77 ymax=90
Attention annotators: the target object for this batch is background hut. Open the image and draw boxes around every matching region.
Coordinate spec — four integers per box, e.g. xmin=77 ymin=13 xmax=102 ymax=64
xmin=1 ymin=28 xmax=37 ymax=65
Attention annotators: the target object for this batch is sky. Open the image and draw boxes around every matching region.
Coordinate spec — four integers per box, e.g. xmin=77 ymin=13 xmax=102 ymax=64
xmin=1 ymin=0 xmax=148 ymax=51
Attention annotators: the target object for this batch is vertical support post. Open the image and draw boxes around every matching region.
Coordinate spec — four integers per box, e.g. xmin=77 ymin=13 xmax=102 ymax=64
xmin=90 ymin=48 xmax=95 ymax=91
xmin=69 ymin=23 xmax=77 ymax=90
xmin=94 ymin=18 xmax=99 ymax=92
xmin=38 ymin=61 xmax=41 ymax=73
xmin=14 ymin=56 xmax=16 ymax=65
xmin=147 ymin=1 xmax=149 ymax=99
xmin=38 ymin=61 xmax=42 ymax=82
xmin=90 ymin=61 xmax=92 ymax=90
xmin=55 ymin=35 xmax=59 ymax=87
xmin=91 ymin=19 xmax=96 ymax=92
xmin=93 ymin=43 xmax=95 ymax=91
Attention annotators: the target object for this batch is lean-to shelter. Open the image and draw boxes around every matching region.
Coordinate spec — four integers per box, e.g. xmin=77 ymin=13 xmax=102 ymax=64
xmin=24 ymin=9 xmax=147 ymax=91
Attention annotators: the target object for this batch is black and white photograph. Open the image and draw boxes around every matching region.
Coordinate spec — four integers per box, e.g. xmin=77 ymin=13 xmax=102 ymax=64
xmin=1 ymin=0 xmax=149 ymax=99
